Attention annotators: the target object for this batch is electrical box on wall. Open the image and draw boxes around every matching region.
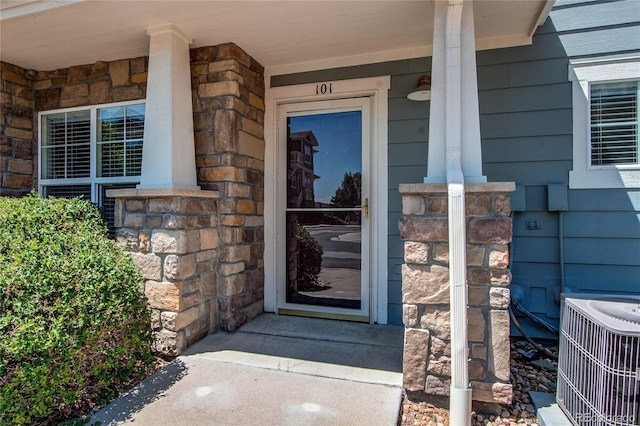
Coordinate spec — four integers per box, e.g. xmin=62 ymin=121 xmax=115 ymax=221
xmin=511 ymin=184 xmax=526 ymax=212
xmin=547 ymin=184 xmax=568 ymax=211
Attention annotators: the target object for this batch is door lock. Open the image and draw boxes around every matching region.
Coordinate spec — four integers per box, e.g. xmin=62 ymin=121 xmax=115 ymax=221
xmin=356 ymin=198 xmax=369 ymax=219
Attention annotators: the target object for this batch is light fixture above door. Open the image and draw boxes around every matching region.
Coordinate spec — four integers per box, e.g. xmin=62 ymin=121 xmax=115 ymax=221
xmin=407 ymin=74 xmax=431 ymax=101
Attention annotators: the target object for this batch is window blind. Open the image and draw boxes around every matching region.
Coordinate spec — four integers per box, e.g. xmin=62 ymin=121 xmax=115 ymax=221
xmin=41 ymin=111 xmax=91 ymax=179
xmin=590 ymin=81 xmax=639 ymax=166
xmin=43 ymin=185 xmax=92 ymax=199
xmin=40 ymin=101 xmax=145 ymax=239
xmin=97 ymin=104 xmax=145 ymax=177
xmin=99 ymin=183 xmax=137 ymax=237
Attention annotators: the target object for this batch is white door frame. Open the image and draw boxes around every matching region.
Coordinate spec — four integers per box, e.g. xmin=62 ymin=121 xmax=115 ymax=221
xmin=264 ymin=76 xmax=390 ymax=324
xmin=277 ymin=97 xmax=371 ymax=320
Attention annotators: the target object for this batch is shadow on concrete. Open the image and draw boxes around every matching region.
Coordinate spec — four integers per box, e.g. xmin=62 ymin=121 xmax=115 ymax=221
xmin=89 ymin=359 xmax=188 ymax=424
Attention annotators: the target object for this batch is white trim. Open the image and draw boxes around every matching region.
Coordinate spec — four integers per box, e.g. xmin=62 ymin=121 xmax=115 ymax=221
xmin=0 ymin=0 xmax=83 ymax=21
xmin=146 ymin=24 xmax=192 ymax=45
xmin=264 ymin=76 xmax=390 ymax=324
xmin=267 ymin=34 xmax=538 ymax=78
xmin=568 ymin=56 xmax=640 ymax=189
xmin=475 ymin=34 xmax=533 ymax=52
xmin=277 ymin=97 xmax=372 ymax=320
xmin=37 ymin=99 xmax=144 ymax=115
xmin=532 ymin=0 xmax=555 ymax=36
xmin=267 ymin=46 xmax=430 ymax=77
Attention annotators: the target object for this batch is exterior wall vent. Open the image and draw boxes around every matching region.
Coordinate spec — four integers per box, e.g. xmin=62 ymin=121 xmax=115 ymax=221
xmin=558 ymin=293 xmax=640 ymax=425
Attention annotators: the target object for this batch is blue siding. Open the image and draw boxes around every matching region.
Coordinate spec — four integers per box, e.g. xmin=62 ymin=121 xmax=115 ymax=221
xmin=270 ymin=0 xmax=640 ymax=331
xmin=479 ymin=0 xmax=640 ymax=336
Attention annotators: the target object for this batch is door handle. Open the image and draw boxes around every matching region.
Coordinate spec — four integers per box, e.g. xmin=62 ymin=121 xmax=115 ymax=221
xmin=356 ymin=198 xmax=369 ymax=219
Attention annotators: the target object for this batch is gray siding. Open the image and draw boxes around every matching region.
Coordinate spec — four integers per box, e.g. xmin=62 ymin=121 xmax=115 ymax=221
xmin=479 ymin=0 xmax=640 ymax=336
xmin=271 ymin=0 xmax=640 ymax=330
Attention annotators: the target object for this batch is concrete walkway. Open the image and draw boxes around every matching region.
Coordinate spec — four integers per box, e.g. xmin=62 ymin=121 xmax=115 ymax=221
xmin=91 ymin=314 xmax=404 ymax=425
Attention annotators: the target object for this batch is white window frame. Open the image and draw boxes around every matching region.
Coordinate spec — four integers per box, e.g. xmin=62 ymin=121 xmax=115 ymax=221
xmin=38 ymin=100 xmax=145 ymax=204
xmin=569 ymin=55 xmax=640 ymax=189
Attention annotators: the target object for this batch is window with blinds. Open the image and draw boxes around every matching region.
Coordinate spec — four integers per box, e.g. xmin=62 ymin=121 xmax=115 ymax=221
xmin=39 ymin=101 xmax=145 ymax=237
xmin=43 ymin=185 xmax=92 ymax=200
xmin=590 ymin=81 xmax=639 ymax=166
xmin=41 ymin=110 xmax=91 ymax=179
xmin=97 ymin=104 xmax=145 ymax=177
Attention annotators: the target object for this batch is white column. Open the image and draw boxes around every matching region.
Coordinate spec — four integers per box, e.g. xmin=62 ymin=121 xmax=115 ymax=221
xmin=425 ymin=0 xmax=447 ymax=183
xmin=138 ymin=24 xmax=199 ymax=190
xmin=460 ymin=0 xmax=486 ymax=182
xmin=425 ymin=0 xmax=486 ymax=184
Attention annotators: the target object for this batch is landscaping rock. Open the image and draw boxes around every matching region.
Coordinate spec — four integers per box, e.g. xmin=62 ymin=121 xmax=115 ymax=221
xmin=400 ymin=338 xmax=559 ymax=425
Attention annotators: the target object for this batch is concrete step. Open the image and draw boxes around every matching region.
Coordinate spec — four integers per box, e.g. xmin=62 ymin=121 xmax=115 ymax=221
xmin=530 ymin=392 xmax=572 ymax=426
xmin=91 ymin=313 xmax=404 ymax=425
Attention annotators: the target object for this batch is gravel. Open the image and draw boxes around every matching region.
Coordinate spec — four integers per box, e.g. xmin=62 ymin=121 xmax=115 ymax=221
xmin=400 ymin=338 xmax=559 ymax=426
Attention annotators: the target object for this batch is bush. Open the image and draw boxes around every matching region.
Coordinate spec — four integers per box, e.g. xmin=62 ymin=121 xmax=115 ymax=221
xmin=296 ymin=225 xmax=323 ymax=289
xmin=0 ymin=192 xmax=154 ymax=424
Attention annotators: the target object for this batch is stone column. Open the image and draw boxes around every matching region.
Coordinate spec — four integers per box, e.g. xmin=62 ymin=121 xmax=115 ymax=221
xmin=399 ymin=182 xmax=514 ymax=405
xmin=107 ymin=189 xmax=219 ymax=356
xmin=191 ymin=43 xmax=265 ymax=331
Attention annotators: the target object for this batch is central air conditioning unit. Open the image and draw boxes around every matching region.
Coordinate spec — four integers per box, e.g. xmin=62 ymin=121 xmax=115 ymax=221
xmin=557 ymin=294 xmax=640 ymax=426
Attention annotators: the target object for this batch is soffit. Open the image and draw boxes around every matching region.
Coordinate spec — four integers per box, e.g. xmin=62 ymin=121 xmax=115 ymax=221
xmin=0 ymin=0 xmax=552 ymax=73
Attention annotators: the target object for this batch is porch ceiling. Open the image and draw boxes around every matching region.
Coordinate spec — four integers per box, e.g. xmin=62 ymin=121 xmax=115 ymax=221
xmin=0 ymin=0 xmax=552 ymax=74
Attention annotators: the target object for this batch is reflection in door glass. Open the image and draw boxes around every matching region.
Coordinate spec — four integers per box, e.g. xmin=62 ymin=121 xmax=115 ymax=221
xmin=287 ymin=111 xmax=362 ymax=208
xmin=286 ymin=212 xmax=361 ymax=309
xmin=286 ymin=111 xmax=363 ymax=309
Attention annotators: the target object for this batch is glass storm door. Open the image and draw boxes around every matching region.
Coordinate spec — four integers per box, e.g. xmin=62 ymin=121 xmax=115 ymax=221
xmin=277 ymin=98 xmax=371 ymax=321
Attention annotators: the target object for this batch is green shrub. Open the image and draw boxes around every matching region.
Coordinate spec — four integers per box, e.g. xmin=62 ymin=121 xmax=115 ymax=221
xmin=0 ymin=192 xmax=154 ymax=424
xmin=296 ymin=224 xmax=323 ymax=289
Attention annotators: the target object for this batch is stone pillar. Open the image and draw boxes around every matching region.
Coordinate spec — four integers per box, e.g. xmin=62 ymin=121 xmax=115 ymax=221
xmin=191 ymin=43 xmax=265 ymax=331
xmin=399 ymin=182 xmax=514 ymax=405
xmin=1 ymin=61 xmax=35 ymax=197
xmin=107 ymin=189 xmax=219 ymax=356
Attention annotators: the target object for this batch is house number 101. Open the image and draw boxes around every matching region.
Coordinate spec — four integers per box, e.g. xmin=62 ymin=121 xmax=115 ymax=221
xmin=315 ymin=83 xmax=332 ymax=95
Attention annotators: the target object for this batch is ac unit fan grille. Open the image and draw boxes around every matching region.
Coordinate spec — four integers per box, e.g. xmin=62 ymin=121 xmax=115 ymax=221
xmin=557 ymin=295 xmax=640 ymax=426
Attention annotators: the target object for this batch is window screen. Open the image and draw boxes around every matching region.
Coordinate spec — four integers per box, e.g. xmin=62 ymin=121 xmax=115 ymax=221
xmin=591 ymin=81 xmax=639 ymax=166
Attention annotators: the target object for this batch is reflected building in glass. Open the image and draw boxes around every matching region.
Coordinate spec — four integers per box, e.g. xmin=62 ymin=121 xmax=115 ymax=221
xmin=287 ymin=130 xmax=320 ymax=209
xmin=285 ymin=111 xmax=363 ymax=311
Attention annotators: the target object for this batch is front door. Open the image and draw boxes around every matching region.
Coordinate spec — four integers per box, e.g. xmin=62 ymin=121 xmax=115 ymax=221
xmin=277 ymin=97 xmax=371 ymax=321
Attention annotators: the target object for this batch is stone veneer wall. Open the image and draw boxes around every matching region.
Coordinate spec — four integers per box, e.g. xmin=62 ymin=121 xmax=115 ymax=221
xmin=398 ymin=182 xmax=514 ymax=405
xmin=1 ymin=57 xmax=149 ymax=196
xmin=1 ymin=62 xmax=35 ymax=196
xmin=2 ymin=43 xmax=265 ymax=353
xmin=110 ymin=43 xmax=266 ymax=354
xmin=113 ymin=191 xmax=219 ymax=355
xmin=32 ymin=57 xmax=148 ymax=111
xmin=190 ymin=43 xmax=265 ymax=331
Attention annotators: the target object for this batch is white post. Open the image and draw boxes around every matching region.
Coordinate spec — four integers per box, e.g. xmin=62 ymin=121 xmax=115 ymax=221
xmin=460 ymin=1 xmax=486 ymax=183
xmin=424 ymin=0 xmax=447 ymax=184
xmin=428 ymin=0 xmax=489 ymax=423
xmin=138 ymin=24 xmax=199 ymax=190
xmin=443 ymin=1 xmax=472 ymax=424
xmin=425 ymin=0 xmax=486 ymax=184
